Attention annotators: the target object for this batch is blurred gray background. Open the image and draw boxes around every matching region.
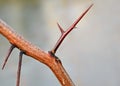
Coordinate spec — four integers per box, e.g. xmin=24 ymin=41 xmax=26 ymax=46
xmin=0 ymin=0 xmax=120 ymax=86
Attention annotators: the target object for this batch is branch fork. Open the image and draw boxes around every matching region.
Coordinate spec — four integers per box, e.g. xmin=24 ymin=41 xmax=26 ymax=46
xmin=1 ymin=4 xmax=93 ymax=86
xmin=50 ymin=4 xmax=93 ymax=55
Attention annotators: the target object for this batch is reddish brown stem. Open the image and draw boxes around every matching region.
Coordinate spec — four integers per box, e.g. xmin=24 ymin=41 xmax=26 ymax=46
xmin=0 ymin=19 xmax=75 ymax=86
xmin=51 ymin=4 xmax=93 ymax=54
xmin=16 ymin=51 xmax=24 ymax=86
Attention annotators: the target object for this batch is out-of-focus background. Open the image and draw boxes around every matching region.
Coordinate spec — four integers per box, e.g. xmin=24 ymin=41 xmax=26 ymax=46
xmin=0 ymin=0 xmax=120 ymax=86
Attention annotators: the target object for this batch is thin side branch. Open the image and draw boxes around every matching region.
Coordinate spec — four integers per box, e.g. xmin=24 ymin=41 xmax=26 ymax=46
xmin=50 ymin=4 xmax=93 ymax=54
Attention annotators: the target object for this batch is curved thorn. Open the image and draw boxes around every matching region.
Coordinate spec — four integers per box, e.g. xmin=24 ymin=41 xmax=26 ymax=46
xmin=57 ymin=22 xmax=65 ymax=34
xmin=2 ymin=44 xmax=15 ymax=70
xmin=16 ymin=51 xmax=24 ymax=86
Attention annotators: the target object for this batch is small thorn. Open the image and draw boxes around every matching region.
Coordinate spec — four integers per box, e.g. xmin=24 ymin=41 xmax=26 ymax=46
xmin=2 ymin=44 xmax=15 ymax=70
xmin=16 ymin=51 xmax=24 ymax=86
xmin=57 ymin=22 xmax=65 ymax=34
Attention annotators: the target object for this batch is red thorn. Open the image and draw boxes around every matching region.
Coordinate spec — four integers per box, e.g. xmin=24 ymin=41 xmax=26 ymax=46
xmin=57 ymin=22 xmax=65 ymax=34
xmin=2 ymin=44 xmax=15 ymax=70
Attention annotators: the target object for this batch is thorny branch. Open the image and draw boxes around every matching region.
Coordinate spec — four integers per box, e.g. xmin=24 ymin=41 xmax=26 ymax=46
xmin=0 ymin=4 xmax=93 ymax=86
xmin=50 ymin=4 xmax=93 ymax=54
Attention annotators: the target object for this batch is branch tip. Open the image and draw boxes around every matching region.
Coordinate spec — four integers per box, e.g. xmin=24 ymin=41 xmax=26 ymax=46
xmin=2 ymin=44 xmax=15 ymax=70
xmin=68 ymin=3 xmax=93 ymax=30
xmin=50 ymin=4 xmax=93 ymax=54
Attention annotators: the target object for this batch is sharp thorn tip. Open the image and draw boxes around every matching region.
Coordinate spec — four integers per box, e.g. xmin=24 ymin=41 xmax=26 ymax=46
xmin=2 ymin=44 xmax=15 ymax=70
xmin=57 ymin=22 xmax=65 ymax=34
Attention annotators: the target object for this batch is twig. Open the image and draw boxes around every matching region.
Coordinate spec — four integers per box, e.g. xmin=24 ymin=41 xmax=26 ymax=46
xmin=50 ymin=4 xmax=93 ymax=54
